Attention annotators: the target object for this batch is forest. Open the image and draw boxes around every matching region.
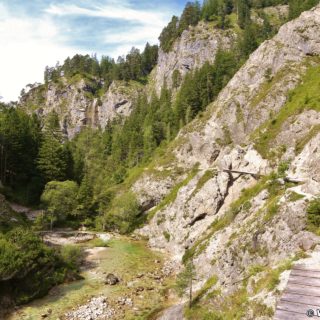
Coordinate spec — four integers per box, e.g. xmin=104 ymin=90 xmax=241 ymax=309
xmin=1 ymin=0 xmax=318 ymax=234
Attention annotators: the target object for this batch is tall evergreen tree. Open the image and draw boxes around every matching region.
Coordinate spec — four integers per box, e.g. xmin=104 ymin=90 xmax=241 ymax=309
xmin=37 ymin=112 xmax=70 ymax=182
xmin=179 ymin=1 xmax=201 ymax=33
xmin=237 ymin=0 xmax=251 ymax=28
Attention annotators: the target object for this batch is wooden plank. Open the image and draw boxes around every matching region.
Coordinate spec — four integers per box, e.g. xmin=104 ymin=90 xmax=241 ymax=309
xmin=286 ymin=283 xmax=320 ymax=297
xmin=277 ymin=301 xmax=319 ymax=315
xmin=274 ymin=309 xmax=313 ymax=320
xmin=293 ymin=265 xmax=320 ymax=273
xmin=291 ymin=269 xmax=320 ymax=279
xmin=289 ymin=275 xmax=320 ymax=287
xmin=282 ymin=292 xmax=320 ymax=306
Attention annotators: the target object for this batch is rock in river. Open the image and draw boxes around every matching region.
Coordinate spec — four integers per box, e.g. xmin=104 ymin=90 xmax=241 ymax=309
xmin=105 ymin=273 xmax=119 ymax=285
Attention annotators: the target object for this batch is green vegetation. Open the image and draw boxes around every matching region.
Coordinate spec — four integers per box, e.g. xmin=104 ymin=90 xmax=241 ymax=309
xmin=163 ymin=231 xmax=171 ymax=241
xmin=185 ymin=286 xmax=249 ymax=320
xmin=41 ymin=180 xmax=79 ymax=229
xmin=86 ymin=237 xmax=110 ymax=248
xmin=263 ymin=197 xmax=280 ymax=222
xmin=307 ymin=197 xmax=320 ymax=234
xmin=192 ymin=275 xmax=218 ymax=305
xmin=60 ymin=245 xmax=83 ymax=271
xmin=97 ymin=191 xmax=141 ymax=234
xmin=0 ymin=105 xmax=42 ymax=204
xmin=253 ymin=258 xmax=296 ymax=294
xmin=175 ymin=260 xmax=197 ymax=307
xmin=0 ymin=228 xmax=78 ymax=305
xmin=9 ymin=238 xmax=169 ymax=320
xmin=1 ymin=0 xmax=318 ymax=315
xmin=295 ymin=124 xmax=320 ymax=154
xmin=44 ymin=43 xmax=158 ymax=88
xmin=289 ymin=0 xmax=319 ymax=19
xmin=159 ymin=0 xmax=291 ymax=54
xmin=253 ymin=62 xmax=320 ymax=159
xmin=288 ymin=191 xmax=304 ymax=202
xmin=185 ymin=252 xmax=309 ymax=319
xmin=2 ymin=0 xmax=307 ymax=232
xmin=0 ymin=195 xmax=28 ymax=232
xmin=37 ymin=115 xmax=71 ymax=183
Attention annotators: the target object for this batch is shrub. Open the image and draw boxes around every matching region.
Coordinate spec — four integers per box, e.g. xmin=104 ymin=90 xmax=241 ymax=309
xmin=307 ymin=197 xmax=320 ymax=230
xmin=60 ymin=245 xmax=83 ymax=271
xmin=0 ymin=228 xmax=53 ymax=280
xmin=102 ymin=191 xmax=141 ymax=234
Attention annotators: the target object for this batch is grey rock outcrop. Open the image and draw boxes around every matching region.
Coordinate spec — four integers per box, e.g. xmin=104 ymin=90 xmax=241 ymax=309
xmin=151 ymin=21 xmax=236 ymax=95
xmin=20 ymin=79 xmax=142 ymax=138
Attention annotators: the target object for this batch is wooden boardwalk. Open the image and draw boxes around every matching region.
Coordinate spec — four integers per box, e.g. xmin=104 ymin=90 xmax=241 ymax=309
xmin=274 ymin=265 xmax=320 ymax=319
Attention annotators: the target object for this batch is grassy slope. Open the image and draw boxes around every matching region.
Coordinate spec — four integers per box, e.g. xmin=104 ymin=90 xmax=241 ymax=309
xmin=252 ymin=58 xmax=320 ymax=159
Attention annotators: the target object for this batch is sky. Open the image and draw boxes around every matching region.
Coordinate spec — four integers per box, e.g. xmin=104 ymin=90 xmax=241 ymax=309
xmin=0 ymin=0 xmax=187 ymax=102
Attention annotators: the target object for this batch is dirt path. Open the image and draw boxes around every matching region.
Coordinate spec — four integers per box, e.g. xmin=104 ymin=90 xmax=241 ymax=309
xmin=8 ymin=202 xmax=42 ymax=220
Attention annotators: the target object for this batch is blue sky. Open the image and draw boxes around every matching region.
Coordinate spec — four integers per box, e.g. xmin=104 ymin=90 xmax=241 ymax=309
xmin=0 ymin=0 xmax=188 ymax=102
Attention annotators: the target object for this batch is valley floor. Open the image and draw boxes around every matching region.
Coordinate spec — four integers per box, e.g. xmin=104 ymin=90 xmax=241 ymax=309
xmin=6 ymin=232 xmax=176 ymax=320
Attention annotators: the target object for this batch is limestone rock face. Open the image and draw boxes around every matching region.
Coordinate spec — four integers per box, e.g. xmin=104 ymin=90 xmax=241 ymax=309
xmin=152 ymin=21 xmax=236 ymax=95
xmin=20 ymin=79 xmax=141 ymax=138
xmin=98 ymin=81 xmax=143 ymax=129
xmin=134 ymin=5 xmax=320 ymax=317
xmin=132 ymin=173 xmax=181 ymax=211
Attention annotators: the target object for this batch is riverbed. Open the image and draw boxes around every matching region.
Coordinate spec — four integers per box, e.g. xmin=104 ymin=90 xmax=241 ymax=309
xmin=7 ymin=234 xmax=174 ymax=320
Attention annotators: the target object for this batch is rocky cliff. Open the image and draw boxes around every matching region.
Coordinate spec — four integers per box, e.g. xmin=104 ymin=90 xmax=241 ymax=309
xmin=20 ymin=78 xmax=143 ymax=138
xmin=134 ymin=5 xmax=320 ymax=318
xmin=20 ymin=22 xmax=237 ymax=136
xmin=151 ymin=21 xmax=236 ymax=95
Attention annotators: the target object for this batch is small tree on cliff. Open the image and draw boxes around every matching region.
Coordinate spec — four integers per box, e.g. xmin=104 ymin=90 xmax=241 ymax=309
xmin=175 ymin=259 xmax=196 ymax=307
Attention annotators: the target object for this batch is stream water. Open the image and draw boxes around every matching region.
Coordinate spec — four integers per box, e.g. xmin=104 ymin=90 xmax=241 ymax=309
xmin=7 ymin=236 xmax=172 ymax=320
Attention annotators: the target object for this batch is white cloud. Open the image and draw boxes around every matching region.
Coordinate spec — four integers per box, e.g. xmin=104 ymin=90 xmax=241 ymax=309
xmin=0 ymin=5 xmax=84 ymax=102
xmin=45 ymin=2 xmax=171 ymax=51
xmin=0 ymin=1 xmax=175 ymax=102
xmin=45 ymin=3 xmax=170 ymax=27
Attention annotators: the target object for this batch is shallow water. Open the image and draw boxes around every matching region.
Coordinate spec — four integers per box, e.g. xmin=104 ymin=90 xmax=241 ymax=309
xmin=8 ymin=236 xmax=168 ymax=320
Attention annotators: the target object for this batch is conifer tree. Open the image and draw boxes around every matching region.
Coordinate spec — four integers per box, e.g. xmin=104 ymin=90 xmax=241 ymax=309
xmin=237 ymin=0 xmax=251 ymax=29
xmin=37 ymin=112 xmax=70 ymax=182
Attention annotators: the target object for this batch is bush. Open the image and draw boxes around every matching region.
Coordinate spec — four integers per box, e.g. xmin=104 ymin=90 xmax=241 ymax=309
xmin=307 ymin=197 xmax=320 ymax=230
xmin=0 ymin=227 xmax=70 ymax=305
xmin=60 ymin=245 xmax=83 ymax=271
xmin=41 ymin=180 xmax=79 ymax=228
xmin=0 ymin=228 xmax=52 ymax=280
xmin=102 ymin=192 xmax=141 ymax=234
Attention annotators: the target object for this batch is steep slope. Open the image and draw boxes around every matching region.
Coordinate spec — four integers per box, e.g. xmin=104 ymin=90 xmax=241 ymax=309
xmin=133 ymin=5 xmax=320 ymax=318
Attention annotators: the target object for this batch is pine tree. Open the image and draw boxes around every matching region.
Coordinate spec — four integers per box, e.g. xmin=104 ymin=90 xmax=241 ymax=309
xmin=77 ymin=174 xmax=94 ymax=217
xmin=37 ymin=112 xmax=69 ymax=182
xmin=159 ymin=16 xmax=179 ymax=52
xmin=237 ymin=0 xmax=251 ymax=29
xmin=142 ymin=43 xmax=158 ymax=75
xmin=179 ymin=1 xmax=201 ymax=33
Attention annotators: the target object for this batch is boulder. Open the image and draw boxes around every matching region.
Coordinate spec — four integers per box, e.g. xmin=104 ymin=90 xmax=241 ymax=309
xmin=105 ymin=273 xmax=119 ymax=285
